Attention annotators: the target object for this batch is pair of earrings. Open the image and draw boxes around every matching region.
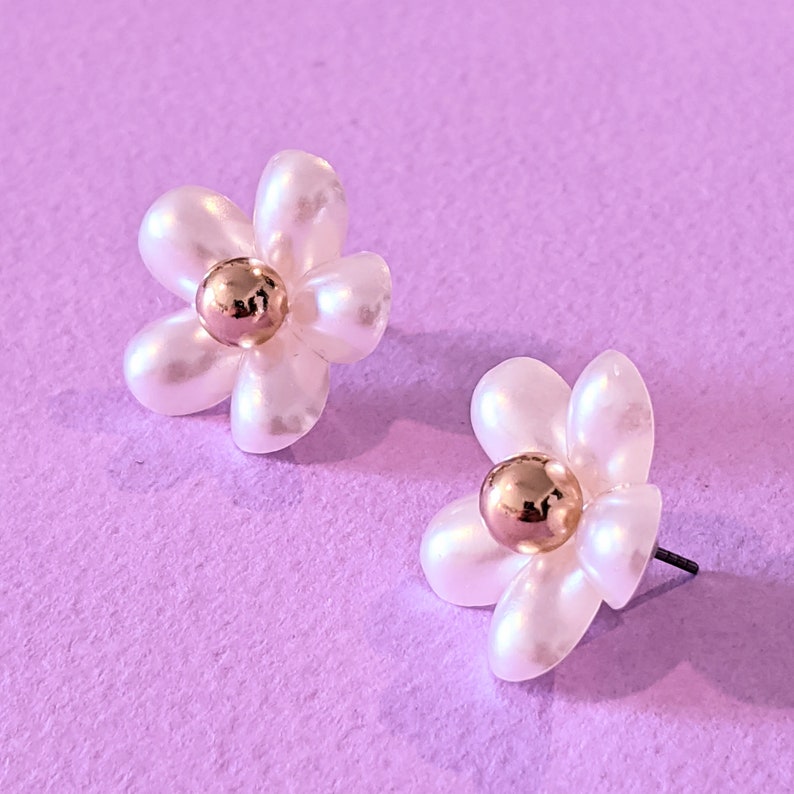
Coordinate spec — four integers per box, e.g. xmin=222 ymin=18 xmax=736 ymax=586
xmin=123 ymin=150 xmax=698 ymax=682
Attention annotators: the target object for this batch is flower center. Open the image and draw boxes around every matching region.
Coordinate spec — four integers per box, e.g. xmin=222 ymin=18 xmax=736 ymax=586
xmin=479 ymin=453 xmax=583 ymax=554
xmin=196 ymin=257 xmax=289 ymax=348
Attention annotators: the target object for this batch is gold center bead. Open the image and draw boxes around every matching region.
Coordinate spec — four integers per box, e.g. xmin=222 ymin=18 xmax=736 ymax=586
xmin=479 ymin=453 xmax=584 ymax=554
xmin=196 ymin=257 xmax=289 ymax=348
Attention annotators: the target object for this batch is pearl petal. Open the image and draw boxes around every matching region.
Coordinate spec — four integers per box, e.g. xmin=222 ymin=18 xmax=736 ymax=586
xmin=576 ymin=484 xmax=662 ymax=609
xmin=253 ymin=150 xmax=348 ymax=286
xmin=420 ymin=493 xmax=531 ymax=607
xmin=488 ymin=541 xmax=601 ymax=681
xmin=290 ymin=252 xmax=392 ymax=363
xmin=567 ymin=350 xmax=655 ymax=496
xmin=138 ymin=187 xmax=255 ymax=302
xmin=471 ymin=357 xmax=571 ymax=464
xmin=124 ymin=308 xmax=242 ymax=415
xmin=230 ymin=330 xmax=330 ymax=453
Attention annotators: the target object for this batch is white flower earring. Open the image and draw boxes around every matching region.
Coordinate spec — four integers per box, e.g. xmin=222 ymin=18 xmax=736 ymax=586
xmin=420 ymin=350 xmax=698 ymax=682
xmin=124 ymin=150 xmax=391 ymax=453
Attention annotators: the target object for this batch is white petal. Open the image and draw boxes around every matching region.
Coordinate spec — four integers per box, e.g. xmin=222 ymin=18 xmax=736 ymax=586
xmin=567 ymin=350 xmax=655 ymax=496
xmin=576 ymin=484 xmax=661 ymax=609
xmin=138 ymin=186 xmax=255 ymax=302
xmin=420 ymin=493 xmax=531 ymax=607
xmin=471 ymin=358 xmax=570 ymax=464
xmin=290 ymin=252 xmax=391 ymax=363
xmin=253 ymin=150 xmax=348 ymax=286
xmin=230 ymin=330 xmax=330 ymax=453
xmin=488 ymin=540 xmax=601 ymax=681
xmin=124 ymin=308 xmax=241 ymax=415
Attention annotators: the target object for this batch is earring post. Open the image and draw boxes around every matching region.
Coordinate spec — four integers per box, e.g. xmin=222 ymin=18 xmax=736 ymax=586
xmin=654 ymin=547 xmax=699 ymax=575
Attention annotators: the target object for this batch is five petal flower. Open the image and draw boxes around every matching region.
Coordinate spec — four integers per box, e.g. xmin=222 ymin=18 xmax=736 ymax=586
xmin=124 ymin=150 xmax=391 ymax=453
xmin=420 ymin=351 xmax=660 ymax=681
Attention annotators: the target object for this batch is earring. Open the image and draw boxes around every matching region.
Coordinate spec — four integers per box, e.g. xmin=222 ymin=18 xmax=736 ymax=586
xmin=124 ymin=150 xmax=391 ymax=454
xmin=420 ymin=350 xmax=698 ymax=681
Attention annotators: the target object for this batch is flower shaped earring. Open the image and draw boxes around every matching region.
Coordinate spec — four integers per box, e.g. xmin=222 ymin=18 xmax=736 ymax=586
xmin=124 ymin=150 xmax=391 ymax=453
xmin=420 ymin=350 xmax=698 ymax=681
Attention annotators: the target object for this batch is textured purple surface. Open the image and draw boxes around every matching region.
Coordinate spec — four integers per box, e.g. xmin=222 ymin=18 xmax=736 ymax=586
xmin=2 ymin=1 xmax=793 ymax=791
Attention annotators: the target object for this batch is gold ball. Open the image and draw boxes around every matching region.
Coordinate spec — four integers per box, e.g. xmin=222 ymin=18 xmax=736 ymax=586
xmin=479 ymin=453 xmax=583 ymax=554
xmin=196 ymin=258 xmax=289 ymax=348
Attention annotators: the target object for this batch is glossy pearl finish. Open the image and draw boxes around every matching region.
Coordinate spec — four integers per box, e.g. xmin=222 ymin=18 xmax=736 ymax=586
xmin=139 ymin=186 xmax=255 ymax=302
xmin=488 ymin=540 xmax=601 ymax=681
xmin=420 ymin=493 xmax=531 ymax=607
xmin=195 ymin=258 xmax=289 ymax=348
xmin=253 ymin=150 xmax=348 ymax=285
xmin=576 ymin=484 xmax=662 ymax=608
xmin=291 ymin=252 xmax=392 ymax=363
xmin=479 ymin=453 xmax=583 ymax=554
xmin=123 ymin=308 xmax=241 ymax=415
xmin=231 ymin=329 xmax=330 ymax=453
xmin=471 ymin=357 xmax=570 ymax=464
xmin=567 ymin=350 xmax=654 ymax=497
xmin=422 ymin=350 xmax=665 ymax=680
xmin=127 ymin=150 xmax=391 ymax=454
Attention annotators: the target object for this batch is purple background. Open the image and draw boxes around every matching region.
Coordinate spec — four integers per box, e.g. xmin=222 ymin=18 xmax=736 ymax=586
xmin=2 ymin=1 xmax=793 ymax=790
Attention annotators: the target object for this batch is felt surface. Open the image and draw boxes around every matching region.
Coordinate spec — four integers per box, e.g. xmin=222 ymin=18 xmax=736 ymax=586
xmin=1 ymin=0 xmax=793 ymax=791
